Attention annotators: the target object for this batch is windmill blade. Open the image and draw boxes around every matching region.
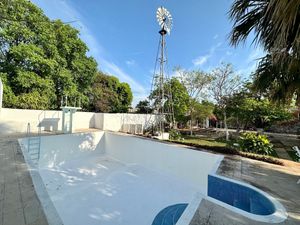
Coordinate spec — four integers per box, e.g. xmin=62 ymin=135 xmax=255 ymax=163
xmin=156 ymin=6 xmax=173 ymax=34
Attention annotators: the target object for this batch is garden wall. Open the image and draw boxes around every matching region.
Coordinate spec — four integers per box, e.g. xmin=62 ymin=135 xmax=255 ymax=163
xmin=0 ymin=108 xmax=160 ymax=135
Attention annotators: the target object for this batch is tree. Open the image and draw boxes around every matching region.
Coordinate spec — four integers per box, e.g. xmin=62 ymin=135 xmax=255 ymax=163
xmin=150 ymin=77 xmax=189 ymax=125
xmin=136 ymin=100 xmax=153 ymax=114
xmin=0 ymin=0 xmax=97 ymax=110
xmin=90 ymin=72 xmax=133 ymax=113
xmin=229 ymin=0 xmax=300 ymax=104
xmin=176 ymin=67 xmax=213 ymax=134
xmin=225 ymin=89 xmax=292 ymax=129
xmin=190 ymin=100 xmax=214 ymax=128
xmin=209 ymin=63 xmax=242 ymax=140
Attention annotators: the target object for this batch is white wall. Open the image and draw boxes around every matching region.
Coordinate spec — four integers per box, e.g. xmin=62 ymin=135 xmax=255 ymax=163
xmin=73 ymin=112 xmax=95 ymax=130
xmin=0 ymin=108 xmax=161 ymax=135
xmin=39 ymin=131 xmax=105 ymax=168
xmin=105 ymin=132 xmax=222 ymax=193
xmin=95 ymin=113 xmax=161 ymax=132
xmin=0 ymin=108 xmax=62 ymax=134
xmin=0 ymin=108 xmax=96 ymax=134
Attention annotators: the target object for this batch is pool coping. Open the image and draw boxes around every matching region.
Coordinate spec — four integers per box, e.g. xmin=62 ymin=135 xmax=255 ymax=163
xmin=18 ymin=139 xmax=64 ymax=225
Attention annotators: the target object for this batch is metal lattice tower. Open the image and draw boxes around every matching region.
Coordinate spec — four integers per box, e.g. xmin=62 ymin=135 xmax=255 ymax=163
xmin=149 ymin=7 xmax=175 ymax=135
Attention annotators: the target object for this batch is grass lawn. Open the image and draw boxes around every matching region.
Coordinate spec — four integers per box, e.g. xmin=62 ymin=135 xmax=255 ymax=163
xmin=178 ymin=135 xmax=228 ymax=147
xmin=169 ymin=135 xmax=283 ymax=165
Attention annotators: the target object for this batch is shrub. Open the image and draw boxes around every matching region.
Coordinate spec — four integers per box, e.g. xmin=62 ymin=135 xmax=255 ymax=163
xmin=168 ymin=139 xmax=283 ymax=165
xmin=238 ymin=132 xmax=275 ymax=156
xmin=169 ymin=129 xmax=182 ymax=140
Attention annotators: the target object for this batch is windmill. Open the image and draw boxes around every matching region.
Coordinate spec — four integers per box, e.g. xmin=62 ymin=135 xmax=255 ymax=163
xmin=149 ymin=6 xmax=174 ymax=139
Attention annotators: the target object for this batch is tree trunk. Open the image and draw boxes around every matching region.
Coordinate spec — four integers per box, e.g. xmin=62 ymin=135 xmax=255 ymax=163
xmin=190 ymin=119 xmax=193 ymax=136
xmin=224 ymin=111 xmax=229 ymax=141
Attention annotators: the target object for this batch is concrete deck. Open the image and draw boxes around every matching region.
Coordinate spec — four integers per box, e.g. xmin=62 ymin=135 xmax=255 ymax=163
xmin=0 ymin=135 xmax=48 ymax=225
xmin=190 ymin=156 xmax=300 ymax=225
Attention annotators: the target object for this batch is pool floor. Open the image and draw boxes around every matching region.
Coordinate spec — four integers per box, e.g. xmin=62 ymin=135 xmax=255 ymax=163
xmin=39 ymin=154 xmax=198 ymax=225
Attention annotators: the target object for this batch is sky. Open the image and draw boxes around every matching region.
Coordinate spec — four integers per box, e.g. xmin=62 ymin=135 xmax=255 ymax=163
xmin=31 ymin=0 xmax=264 ymax=106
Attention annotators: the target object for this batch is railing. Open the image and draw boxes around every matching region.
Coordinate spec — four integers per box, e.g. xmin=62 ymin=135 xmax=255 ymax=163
xmin=26 ymin=123 xmax=41 ymax=164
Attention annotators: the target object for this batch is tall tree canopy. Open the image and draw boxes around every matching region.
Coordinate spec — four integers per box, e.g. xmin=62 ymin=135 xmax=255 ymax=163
xmin=229 ymin=0 xmax=300 ymax=104
xmin=150 ymin=77 xmax=189 ymax=124
xmin=176 ymin=67 xmax=213 ymax=134
xmin=0 ymin=0 xmax=97 ymax=109
xmin=90 ymin=72 xmax=133 ymax=113
xmin=209 ymin=63 xmax=242 ymax=139
xmin=136 ymin=100 xmax=153 ymax=114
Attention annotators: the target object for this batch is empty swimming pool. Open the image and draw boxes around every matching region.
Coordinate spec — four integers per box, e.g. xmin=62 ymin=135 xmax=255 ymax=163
xmin=19 ymin=131 xmax=287 ymax=225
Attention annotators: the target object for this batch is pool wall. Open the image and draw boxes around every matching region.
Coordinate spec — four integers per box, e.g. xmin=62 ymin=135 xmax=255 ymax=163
xmin=20 ymin=132 xmax=222 ymax=190
xmin=105 ymin=132 xmax=222 ymax=193
xmin=206 ymin=174 xmax=287 ymax=223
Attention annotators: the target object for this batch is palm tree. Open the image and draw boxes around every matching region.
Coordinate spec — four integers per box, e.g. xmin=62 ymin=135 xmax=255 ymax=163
xmin=229 ymin=0 xmax=300 ymax=104
xmin=229 ymin=0 xmax=300 ymax=55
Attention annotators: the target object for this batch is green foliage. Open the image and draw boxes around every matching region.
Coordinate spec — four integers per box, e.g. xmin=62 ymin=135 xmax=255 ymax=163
xmin=287 ymin=149 xmax=300 ymax=162
xmin=190 ymin=100 xmax=214 ymax=121
xmin=253 ymin=54 xmax=300 ymax=105
xmin=150 ymin=77 xmax=190 ymax=123
xmin=229 ymin=0 xmax=300 ymax=104
xmin=176 ymin=67 xmax=213 ymax=100
xmin=0 ymin=0 xmax=97 ymax=110
xmin=169 ymin=138 xmax=283 ymax=165
xmin=90 ymin=72 xmax=133 ymax=113
xmin=169 ymin=129 xmax=182 ymax=140
xmin=225 ymin=85 xmax=292 ymax=129
xmin=136 ymin=100 xmax=153 ymax=114
xmin=238 ymin=132 xmax=275 ymax=156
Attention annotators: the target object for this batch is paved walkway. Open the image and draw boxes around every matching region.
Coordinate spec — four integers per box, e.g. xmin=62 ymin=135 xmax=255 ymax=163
xmin=0 ymin=136 xmax=48 ymax=225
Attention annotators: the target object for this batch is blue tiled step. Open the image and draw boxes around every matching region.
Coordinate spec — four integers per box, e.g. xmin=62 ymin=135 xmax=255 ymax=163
xmin=152 ymin=203 xmax=188 ymax=225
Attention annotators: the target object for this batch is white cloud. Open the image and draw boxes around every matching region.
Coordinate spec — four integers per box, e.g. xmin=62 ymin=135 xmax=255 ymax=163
xmin=213 ymin=34 xmax=219 ymax=39
xmin=32 ymin=0 xmax=146 ymax=106
xmin=192 ymin=55 xmax=209 ymax=66
xmin=125 ymin=59 xmax=136 ymax=66
xmin=192 ymin=42 xmax=223 ymax=67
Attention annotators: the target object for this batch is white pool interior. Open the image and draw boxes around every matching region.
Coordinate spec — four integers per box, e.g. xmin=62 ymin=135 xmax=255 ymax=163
xmin=19 ymin=131 xmax=222 ymax=225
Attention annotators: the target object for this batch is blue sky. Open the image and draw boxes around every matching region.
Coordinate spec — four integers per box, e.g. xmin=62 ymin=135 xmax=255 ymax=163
xmin=31 ymin=0 xmax=264 ymax=106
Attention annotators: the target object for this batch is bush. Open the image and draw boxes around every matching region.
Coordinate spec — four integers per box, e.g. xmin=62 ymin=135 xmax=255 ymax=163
xmin=169 ymin=129 xmax=182 ymax=140
xmin=238 ymin=132 xmax=275 ymax=156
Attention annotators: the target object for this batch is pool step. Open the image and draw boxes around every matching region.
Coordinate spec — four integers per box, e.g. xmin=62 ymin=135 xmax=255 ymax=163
xmin=151 ymin=203 xmax=188 ymax=225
